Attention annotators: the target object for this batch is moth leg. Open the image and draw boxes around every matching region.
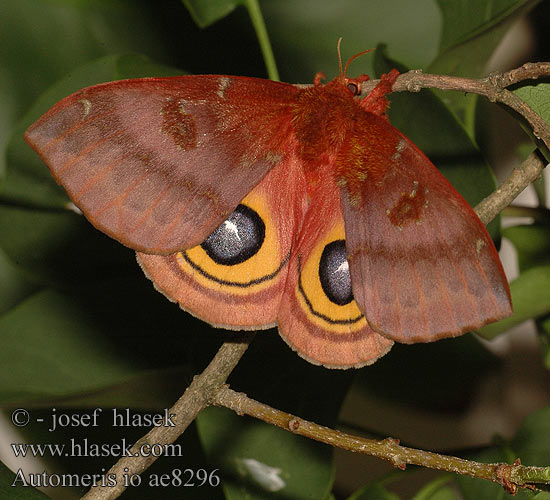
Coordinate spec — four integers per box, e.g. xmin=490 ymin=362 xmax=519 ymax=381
xmin=314 ymin=71 xmax=326 ymax=86
xmin=360 ymin=68 xmax=399 ymax=117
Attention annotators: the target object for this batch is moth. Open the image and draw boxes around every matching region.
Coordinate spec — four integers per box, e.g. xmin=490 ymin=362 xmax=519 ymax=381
xmin=24 ymin=48 xmax=512 ymax=368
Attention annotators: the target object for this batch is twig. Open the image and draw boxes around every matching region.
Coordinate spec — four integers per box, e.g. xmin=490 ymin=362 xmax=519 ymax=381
xmin=244 ymin=0 xmax=280 ymax=81
xmin=492 ymin=62 xmax=550 ymax=88
xmin=501 ymin=203 xmax=550 ymax=224
xmin=474 ymin=151 xmax=546 ymax=225
xmin=80 ymin=335 xmax=254 ymax=500
xmin=212 ymin=386 xmax=550 ymax=493
xmin=360 ymin=62 xmax=550 ymax=155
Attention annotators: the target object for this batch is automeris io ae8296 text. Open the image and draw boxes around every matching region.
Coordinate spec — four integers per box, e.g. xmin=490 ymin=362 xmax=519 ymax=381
xmin=24 ymin=47 xmax=512 ymax=369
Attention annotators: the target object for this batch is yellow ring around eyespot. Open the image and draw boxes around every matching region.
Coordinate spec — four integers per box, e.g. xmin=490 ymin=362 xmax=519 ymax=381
xmin=175 ymin=190 xmax=285 ymax=294
xmin=297 ymin=222 xmax=366 ymax=333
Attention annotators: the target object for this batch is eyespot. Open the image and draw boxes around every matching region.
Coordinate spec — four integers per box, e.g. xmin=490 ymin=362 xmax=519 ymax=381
xmin=201 ymin=204 xmax=265 ymax=265
xmin=319 ymin=240 xmax=353 ymax=305
xmin=347 ymin=82 xmax=360 ymax=96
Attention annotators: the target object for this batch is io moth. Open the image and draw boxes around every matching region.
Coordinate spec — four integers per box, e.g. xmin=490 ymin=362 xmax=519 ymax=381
xmin=24 ymin=49 xmax=512 ymax=368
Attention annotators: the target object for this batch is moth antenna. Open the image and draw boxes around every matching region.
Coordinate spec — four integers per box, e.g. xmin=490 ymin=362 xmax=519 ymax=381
xmin=344 ymin=48 xmax=374 ymax=77
xmin=337 ymin=37 xmax=343 ymax=77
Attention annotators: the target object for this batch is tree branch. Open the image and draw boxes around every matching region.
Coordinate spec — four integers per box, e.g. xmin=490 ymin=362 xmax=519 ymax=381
xmin=474 ymin=151 xmax=546 ymax=225
xmin=80 ymin=334 xmax=254 ymax=500
xmin=361 ymin=62 xmax=550 ymax=155
xmin=212 ymin=386 xmax=550 ymax=494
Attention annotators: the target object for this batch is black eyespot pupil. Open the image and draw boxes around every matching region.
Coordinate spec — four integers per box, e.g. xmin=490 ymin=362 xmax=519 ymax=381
xmin=319 ymin=240 xmax=353 ymax=305
xmin=347 ymin=83 xmax=359 ymax=96
xmin=201 ymin=204 xmax=265 ymax=265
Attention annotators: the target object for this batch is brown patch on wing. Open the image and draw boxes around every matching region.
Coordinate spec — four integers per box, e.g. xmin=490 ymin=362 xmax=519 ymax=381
xmin=387 ymin=181 xmax=429 ymax=229
xmin=161 ymin=99 xmax=198 ymax=150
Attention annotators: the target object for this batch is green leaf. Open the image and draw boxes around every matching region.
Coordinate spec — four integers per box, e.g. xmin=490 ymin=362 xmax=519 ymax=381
xmin=348 ymin=484 xmax=400 ymax=500
xmin=0 ymin=461 xmax=51 ymax=499
xmin=0 ymin=283 xmax=225 ymax=405
xmin=197 ymin=407 xmax=334 ymax=500
xmin=182 ymin=0 xmax=244 ymax=28
xmin=477 ymin=266 xmax=550 ymax=339
xmin=0 ymin=289 xmax=147 ymax=403
xmin=514 ymin=82 xmax=550 ymax=126
xmin=457 ymin=406 xmax=550 ymax=500
xmin=537 ymin=315 xmax=550 ymax=369
xmin=429 ymin=0 xmax=539 ymax=124
xmin=503 ymin=225 xmax=550 ymax=272
xmin=262 ymin=0 xmax=441 ymax=83
xmin=533 ymin=174 xmax=547 ymax=206
xmin=419 ymin=488 xmax=458 ymax=500
xmin=513 ymin=82 xmax=550 ymax=159
xmin=0 ymin=246 xmax=37 ymax=315
xmin=484 ymin=225 xmax=550 ymax=344
xmin=436 ymin=0 xmax=537 ymax=53
xmin=0 ymin=204 xmax=132 ymax=288
xmin=353 ymin=334 xmax=498 ymax=412
xmin=347 ymin=483 xmax=401 ymax=500
xmin=411 ymin=476 xmax=458 ymax=500
xmin=511 ymin=407 xmax=550 ymax=466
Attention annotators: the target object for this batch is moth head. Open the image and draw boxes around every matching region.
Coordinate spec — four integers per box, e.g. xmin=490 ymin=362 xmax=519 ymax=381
xmin=343 ymin=75 xmax=370 ymax=96
xmin=336 ymin=37 xmax=372 ymax=96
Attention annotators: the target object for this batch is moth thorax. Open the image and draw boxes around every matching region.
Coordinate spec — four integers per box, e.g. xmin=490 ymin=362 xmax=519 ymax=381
xmin=294 ymin=86 xmax=356 ymax=162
